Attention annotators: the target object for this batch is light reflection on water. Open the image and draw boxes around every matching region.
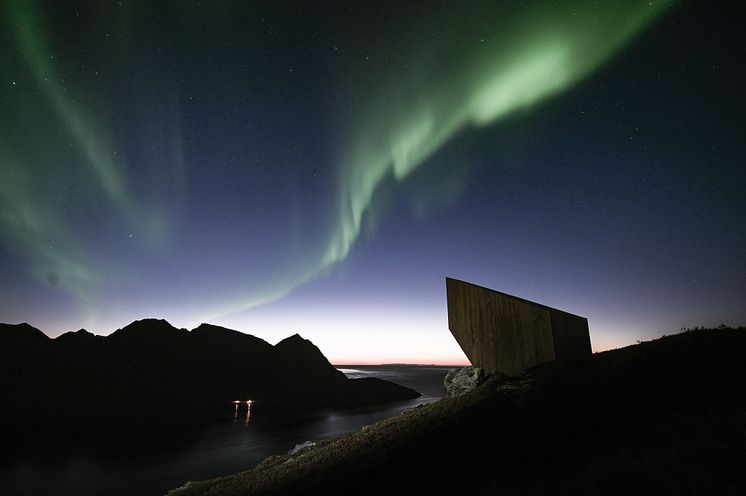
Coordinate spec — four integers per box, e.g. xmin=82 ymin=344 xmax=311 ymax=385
xmin=0 ymin=366 xmax=451 ymax=496
xmin=232 ymin=400 xmax=254 ymax=428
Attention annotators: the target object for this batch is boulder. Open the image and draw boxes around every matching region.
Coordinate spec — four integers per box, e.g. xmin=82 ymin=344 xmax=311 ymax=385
xmin=444 ymin=366 xmax=484 ymax=398
xmin=289 ymin=440 xmax=316 ymax=455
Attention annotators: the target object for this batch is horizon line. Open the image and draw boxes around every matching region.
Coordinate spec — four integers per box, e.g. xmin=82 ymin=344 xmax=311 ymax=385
xmin=333 ymin=362 xmax=471 ymax=367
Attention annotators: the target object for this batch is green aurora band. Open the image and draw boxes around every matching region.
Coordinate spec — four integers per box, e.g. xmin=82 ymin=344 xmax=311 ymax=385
xmin=1 ymin=1 xmax=673 ymax=322
xmin=218 ymin=1 xmax=673 ymax=317
xmin=1 ymin=1 xmax=117 ymax=304
xmin=2 ymin=0 xmax=183 ymax=315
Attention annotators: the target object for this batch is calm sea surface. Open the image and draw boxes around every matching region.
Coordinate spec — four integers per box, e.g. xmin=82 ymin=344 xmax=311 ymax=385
xmin=0 ymin=365 xmax=454 ymax=496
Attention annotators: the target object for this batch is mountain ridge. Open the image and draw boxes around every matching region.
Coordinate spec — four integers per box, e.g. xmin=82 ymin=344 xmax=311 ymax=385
xmin=0 ymin=319 xmax=420 ymax=447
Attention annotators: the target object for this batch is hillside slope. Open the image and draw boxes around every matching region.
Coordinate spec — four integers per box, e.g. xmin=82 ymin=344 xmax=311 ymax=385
xmin=170 ymin=327 xmax=746 ymax=496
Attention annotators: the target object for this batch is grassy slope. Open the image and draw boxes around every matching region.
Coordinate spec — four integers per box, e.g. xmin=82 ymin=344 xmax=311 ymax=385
xmin=169 ymin=328 xmax=746 ymax=496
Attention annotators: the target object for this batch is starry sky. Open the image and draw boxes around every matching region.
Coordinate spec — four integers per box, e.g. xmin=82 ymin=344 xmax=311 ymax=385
xmin=1 ymin=0 xmax=743 ymax=364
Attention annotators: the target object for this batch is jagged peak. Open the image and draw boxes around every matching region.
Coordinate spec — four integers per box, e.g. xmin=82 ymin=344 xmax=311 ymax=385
xmin=0 ymin=322 xmax=50 ymax=340
xmin=274 ymin=334 xmax=329 ymax=359
xmin=1 ymin=322 xmax=42 ymax=330
xmin=55 ymin=328 xmax=95 ymax=340
xmin=111 ymin=318 xmax=186 ymax=339
xmin=125 ymin=318 xmax=176 ymax=328
xmin=275 ymin=333 xmax=309 ymax=347
xmin=190 ymin=323 xmax=273 ymax=348
xmin=191 ymin=323 xmax=239 ymax=334
xmin=54 ymin=329 xmax=95 ymax=339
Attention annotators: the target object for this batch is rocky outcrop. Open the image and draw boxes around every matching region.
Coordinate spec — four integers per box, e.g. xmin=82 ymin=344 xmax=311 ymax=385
xmin=444 ymin=366 xmax=485 ymax=397
xmin=288 ymin=441 xmax=316 ymax=455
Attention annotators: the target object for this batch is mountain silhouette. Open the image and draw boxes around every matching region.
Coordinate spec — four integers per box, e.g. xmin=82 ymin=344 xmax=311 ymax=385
xmin=0 ymin=319 xmax=419 ymax=444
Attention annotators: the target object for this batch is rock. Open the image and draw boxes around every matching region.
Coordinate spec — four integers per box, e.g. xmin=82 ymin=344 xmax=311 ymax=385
xmin=289 ymin=440 xmax=316 ymax=455
xmin=165 ymin=480 xmax=194 ymax=495
xmin=399 ymin=403 xmax=429 ymax=415
xmin=256 ymin=454 xmax=284 ymax=469
xmin=495 ymin=378 xmax=533 ymax=393
xmin=444 ymin=366 xmax=484 ymax=398
xmin=255 ymin=440 xmax=318 ymax=470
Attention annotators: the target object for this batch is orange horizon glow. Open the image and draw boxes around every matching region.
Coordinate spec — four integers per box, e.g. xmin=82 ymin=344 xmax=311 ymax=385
xmin=331 ymin=336 xmax=645 ymax=367
xmin=333 ymin=360 xmax=471 ymax=367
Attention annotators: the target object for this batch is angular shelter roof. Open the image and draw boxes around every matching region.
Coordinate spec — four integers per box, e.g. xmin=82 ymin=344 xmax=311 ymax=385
xmin=446 ymin=278 xmax=591 ymax=376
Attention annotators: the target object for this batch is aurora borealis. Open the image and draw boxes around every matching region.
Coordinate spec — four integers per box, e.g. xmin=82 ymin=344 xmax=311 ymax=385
xmin=1 ymin=0 xmax=744 ymax=363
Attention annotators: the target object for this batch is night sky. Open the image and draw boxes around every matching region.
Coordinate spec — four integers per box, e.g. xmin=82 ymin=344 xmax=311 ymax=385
xmin=1 ymin=0 xmax=743 ymax=364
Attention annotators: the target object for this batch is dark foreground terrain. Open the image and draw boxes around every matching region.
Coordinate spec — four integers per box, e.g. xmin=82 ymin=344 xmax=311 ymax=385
xmin=169 ymin=327 xmax=746 ymax=495
xmin=0 ymin=319 xmax=418 ymax=454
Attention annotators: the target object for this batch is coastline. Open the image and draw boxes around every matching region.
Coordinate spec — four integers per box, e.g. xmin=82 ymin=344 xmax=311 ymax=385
xmin=167 ymin=327 xmax=746 ymax=496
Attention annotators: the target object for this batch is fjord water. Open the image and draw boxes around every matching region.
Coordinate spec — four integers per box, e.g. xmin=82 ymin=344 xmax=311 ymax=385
xmin=0 ymin=365 xmax=452 ymax=496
